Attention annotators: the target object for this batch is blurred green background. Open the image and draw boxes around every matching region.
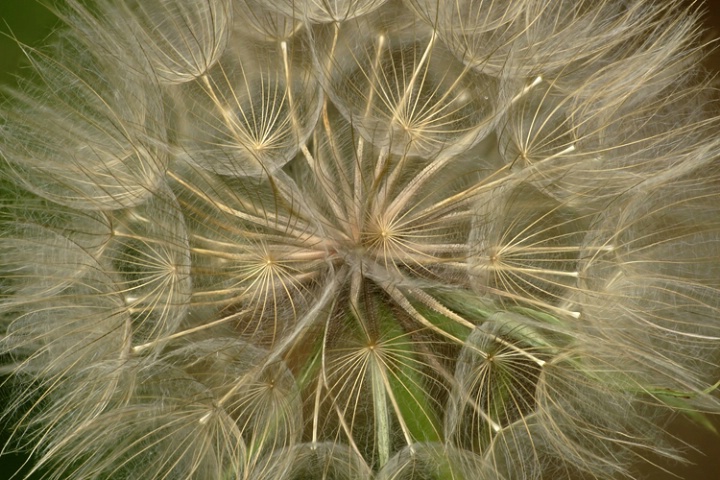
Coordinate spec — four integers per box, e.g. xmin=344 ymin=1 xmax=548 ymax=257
xmin=1 ymin=4 xmax=58 ymax=479
xmin=0 ymin=1 xmax=718 ymax=479
xmin=0 ymin=0 xmax=58 ymax=86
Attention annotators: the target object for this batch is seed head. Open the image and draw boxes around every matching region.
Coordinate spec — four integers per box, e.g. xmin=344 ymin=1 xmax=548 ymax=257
xmin=1 ymin=1 xmax=720 ymax=479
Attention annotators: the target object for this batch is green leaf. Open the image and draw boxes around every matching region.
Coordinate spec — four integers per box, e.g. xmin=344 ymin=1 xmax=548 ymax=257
xmin=377 ymin=301 xmax=442 ymax=444
xmin=369 ymin=356 xmax=391 ymax=467
xmin=646 ymin=380 xmax=720 ymax=435
xmin=413 ymin=301 xmax=473 ymax=342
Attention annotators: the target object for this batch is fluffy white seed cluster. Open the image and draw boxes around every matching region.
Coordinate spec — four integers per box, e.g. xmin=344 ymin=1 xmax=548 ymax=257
xmin=1 ymin=0 xmax=719 ymax=478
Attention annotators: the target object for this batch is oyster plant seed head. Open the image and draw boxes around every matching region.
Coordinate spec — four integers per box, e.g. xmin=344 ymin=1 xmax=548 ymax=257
xmin=1 ymin=0 xmax=720 ymax=479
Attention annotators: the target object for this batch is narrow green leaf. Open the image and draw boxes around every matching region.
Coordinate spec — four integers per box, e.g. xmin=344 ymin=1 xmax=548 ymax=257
xmin=413 ymin=302 xmax=472 ymax=342
xmin=377 ymin=302 xmax=442 ymax=443
xmin=647 ymin=379 xmax=720 ymax=435
xmin=370 ymin=357 xmax=391 ymax=467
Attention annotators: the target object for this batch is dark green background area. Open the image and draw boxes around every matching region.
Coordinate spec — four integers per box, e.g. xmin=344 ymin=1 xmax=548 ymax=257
xmin=1 ymin=3 xmax=60 ymax=479
xmin=0 ymin=0 xmax=59 ymax=87
xmin=0 ymin=1 xmax=719 ymax=479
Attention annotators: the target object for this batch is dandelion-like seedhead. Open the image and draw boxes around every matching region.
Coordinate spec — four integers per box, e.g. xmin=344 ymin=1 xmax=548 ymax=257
xmin=1 ymin=0 xmax=720 ymax=478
